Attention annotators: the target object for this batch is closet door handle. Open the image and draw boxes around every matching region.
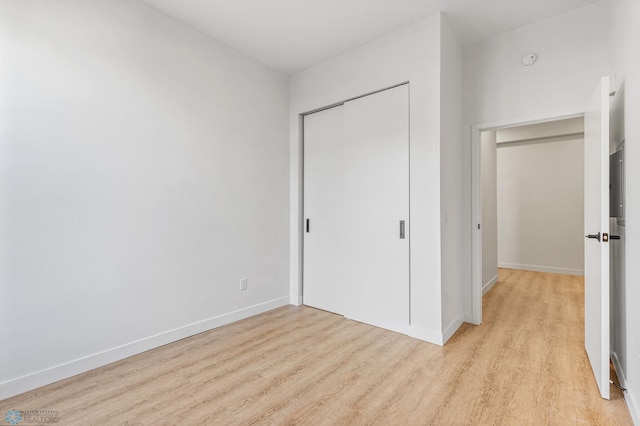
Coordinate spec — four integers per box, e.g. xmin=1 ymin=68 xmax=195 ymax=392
xmin=399 ymin=220 xmax=405 ymax=239
xmin=306 ymin=219 xmax=310 ymax=233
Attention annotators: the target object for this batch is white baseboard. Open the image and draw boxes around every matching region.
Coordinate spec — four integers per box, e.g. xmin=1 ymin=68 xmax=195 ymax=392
xmin=347 ymin=318 xmax=462 ymax=348
xmin=408 ymin=325 xmax=443 ymax=346
xmin=482 ymin=274 xmax=499 ymax=296
xmin=627 ymin=388 xmax=640 ymax=426
xmin=611 ymin=351 xmax=639 ymax=425
xmin=442 ymin=314 xmax=465 ymax=345
xmin=463 ymin=311 xmax=474 ymax=323
xmin=0 ymin=297 xmax=290 ymax=401
xmin=408 ymin=315 xmax=463 ymax=346
xmin=498 ymin=262 xmax=584 ymax=276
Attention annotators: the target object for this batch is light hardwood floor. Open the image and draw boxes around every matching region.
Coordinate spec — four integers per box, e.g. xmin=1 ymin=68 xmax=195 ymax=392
xmin=1 ymin=269 xmax=633 ymax=425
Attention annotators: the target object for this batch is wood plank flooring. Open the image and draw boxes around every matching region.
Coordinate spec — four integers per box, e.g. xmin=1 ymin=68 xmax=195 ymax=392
xmin=1 ymin=269 xmax=633 ymax=425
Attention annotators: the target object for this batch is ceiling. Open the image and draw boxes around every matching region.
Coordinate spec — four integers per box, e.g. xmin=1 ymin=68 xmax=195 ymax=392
xmin=141 ymin=0 xmax=601 ymax=74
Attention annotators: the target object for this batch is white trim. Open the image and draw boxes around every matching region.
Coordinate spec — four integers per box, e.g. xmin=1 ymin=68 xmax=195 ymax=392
xmin=498 ymin=263 xmax=584 ymax=276
xmin=408 ymin=316 xmax=464 ymax=346
xmin=495 ymin=132 xmax=584 ymax=146
xmin=290 ymin=115 xmax=304 ymax=306
xmin=0 ymin=297 xmax=290 ymax=401
xmin=407 ymin=325 xmax=443 ymax=346
xmin=442 ymin=314 xmax=465 ymax=345
xmin=627 ymin=388 xmax=640 ymax=426
xmin=482 ymin=274 xmax=499 ymax=295
xmin=472 ymin=110 xmax=586 ymax=133
xmin=471 ymin=127 xmax=483 ymax=325
xmin=470 ymin=109 xmax=585 ymax=327
xmin=612 ymin=352 xmax=640 ymax=426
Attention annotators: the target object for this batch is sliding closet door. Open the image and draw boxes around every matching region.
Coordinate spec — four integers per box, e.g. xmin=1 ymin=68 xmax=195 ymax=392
xmin=343 ymin=85 xmax=410 ymax=333
xmin=303 ymin=105 xmax=346 ymax=314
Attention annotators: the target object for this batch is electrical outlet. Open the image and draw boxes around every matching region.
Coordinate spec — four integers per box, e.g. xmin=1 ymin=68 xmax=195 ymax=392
xmin=240 ymin=278 xmax=247 ymax=291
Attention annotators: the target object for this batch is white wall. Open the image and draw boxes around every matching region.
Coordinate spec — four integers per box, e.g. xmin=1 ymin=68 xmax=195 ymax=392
xmin=609 ymin=0 xmax=640 ymax=422
xmin=0 ymin=0 xmax=290 ymax=399
xmin=290 ymin=14 xmax=460 ymax=344
xmin=463 ymin=2 xmax=610 ymax=125
xmin=463 ymin=1 xmax=610 ymax=315
xmin=439 ymin=18 xmax=466 ymax=341
xmin=480 ymin=131 xmax=498 ymax=292
xmin=497 ymin=135 xmax=584 ymax=275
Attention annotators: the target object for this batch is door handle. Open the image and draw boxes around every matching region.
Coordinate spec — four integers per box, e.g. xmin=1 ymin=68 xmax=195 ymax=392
xmin=610 ymin=235 xmax=621 ymax=240
xmin=306 ymin=219 xmax=310 ymax=233
xmin=585 ymin=232 xmax=601 ymax=242
xmin=399 ymin=220 xmax=405 ymax=239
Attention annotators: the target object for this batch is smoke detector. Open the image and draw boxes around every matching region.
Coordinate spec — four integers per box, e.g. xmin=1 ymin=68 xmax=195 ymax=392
xmin=521 ymin=53 xmax=538 ymax=66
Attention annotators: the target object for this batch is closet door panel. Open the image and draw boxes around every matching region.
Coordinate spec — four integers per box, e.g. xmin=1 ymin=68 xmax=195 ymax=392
xmin=302 ymin=105 xmax=346 ymax=314
xmin=342 ymin=85 xmax=410 ymax=333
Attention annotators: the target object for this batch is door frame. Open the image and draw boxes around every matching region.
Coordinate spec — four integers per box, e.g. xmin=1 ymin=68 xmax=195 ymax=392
xmin=470 ymin=109 xmax=585 ymax=324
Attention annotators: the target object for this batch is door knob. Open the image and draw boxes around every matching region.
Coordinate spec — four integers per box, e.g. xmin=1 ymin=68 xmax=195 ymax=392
xmin=585 ymin=232 xmax=601 ymax=242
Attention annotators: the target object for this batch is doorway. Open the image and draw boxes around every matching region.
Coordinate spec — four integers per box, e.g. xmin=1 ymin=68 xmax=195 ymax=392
xmin=470 ymin=112 xmax=585 ymax=324
xmin=481 ymin=117 xmax=585 ymax=291
xmin=471 ymin=78 xmax=620 ymax=401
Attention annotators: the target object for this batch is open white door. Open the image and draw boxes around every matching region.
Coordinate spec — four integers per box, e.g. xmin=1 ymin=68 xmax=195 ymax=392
xmin=584 ymin=76 xmax=610 ymax=400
